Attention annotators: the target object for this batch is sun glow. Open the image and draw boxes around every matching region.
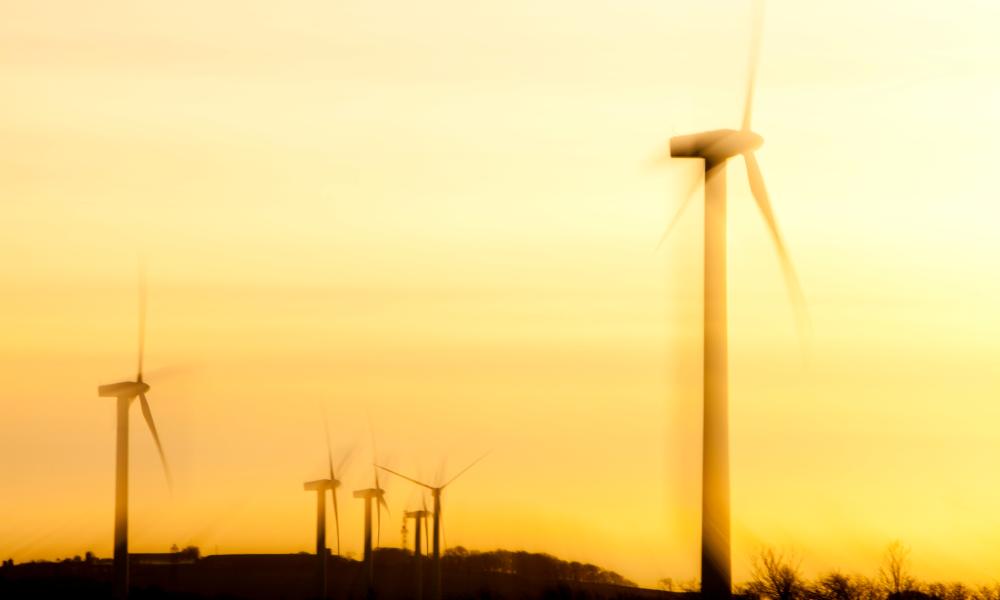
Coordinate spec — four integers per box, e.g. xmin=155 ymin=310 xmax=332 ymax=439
xmin=3 ymin=0 xmax=1000 ymax=588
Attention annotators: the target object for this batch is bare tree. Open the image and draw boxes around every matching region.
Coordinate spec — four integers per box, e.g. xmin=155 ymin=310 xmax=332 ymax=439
xmin=746 ymin=547 xmax=805 ymax=600
xmin=809 ymin=571 xmax=861 ymax=600
xmin=878 ymin=541 xmax=916 ymax=596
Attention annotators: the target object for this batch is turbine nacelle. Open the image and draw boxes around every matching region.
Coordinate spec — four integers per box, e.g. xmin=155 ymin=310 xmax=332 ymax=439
xmin=98 ymin=380 xmax=150 ymax=399
xmin=353 ymin=488 xmax=385 ymax=500
xmin=304 ymin=479 xmax=339 ymax=491
xmin=670 ymin=128 xmax=763 ymax=168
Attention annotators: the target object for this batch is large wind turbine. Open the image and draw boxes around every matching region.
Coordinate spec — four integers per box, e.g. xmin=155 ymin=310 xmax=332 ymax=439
xmin=377 ymin=453 xmax=489 ymax=600
xmin=303 ymin=478 xmax=335 ymax=599
xmin=657 ymin=3 xmax=807 ymax=598
xmin=302 ymin=412 xmax=348 ymax=599
xmin=97 ymin=269 xmax=172 ymax=600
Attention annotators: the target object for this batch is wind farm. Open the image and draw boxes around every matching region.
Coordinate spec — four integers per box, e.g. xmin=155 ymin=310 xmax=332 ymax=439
xmin=4 ymin=1 xmax=1000 ymax=600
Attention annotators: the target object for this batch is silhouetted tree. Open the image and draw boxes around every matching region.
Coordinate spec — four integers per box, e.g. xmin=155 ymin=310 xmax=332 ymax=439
xmin=854 ymin=574 xmax=885 ymax=600
xmin=809 ymin=571 xmax=858 ymax=600
xmin=973 ymin=585 xmax=1000 ymax=600
xmin=926 ymin=583 xmax=974 ymax=600
xmin=745 ymin=547 xmax=805 ymax=600
xmin=878 ymin=541 xmax=915 ymax=596
xmin=440 ymin=548 xmax=636 ymax=587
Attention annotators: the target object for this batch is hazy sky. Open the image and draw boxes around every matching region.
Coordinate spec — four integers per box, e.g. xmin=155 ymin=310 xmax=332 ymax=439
xmin=3 ymin=0 xmax=1000 ymax=588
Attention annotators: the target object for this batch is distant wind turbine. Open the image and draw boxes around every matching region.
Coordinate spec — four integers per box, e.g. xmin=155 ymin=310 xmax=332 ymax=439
xmin=654 ymin=2 xmax=808 ymax=598
xmin=303 ymin=413 xmax=345 ymax=600
xmin=97 ymin=267 xmax=172 ymax=600
xmin=303 ymin=478 xmax=335 ymax=599
xmin=377 ymin=452 xmax=489 ymax=600
xmin=404 ymin=502 xmax=431 ymax=600
xmin=353 ymin=426 xmax=388 ymax=597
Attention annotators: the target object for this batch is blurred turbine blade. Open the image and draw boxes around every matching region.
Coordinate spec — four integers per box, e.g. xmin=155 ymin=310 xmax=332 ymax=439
xmin=743 ymin=152 xmax=811 ymax=341
xmin=422 ymin=497 xmax=429 ymax=554
xmin=644 ymin=144 xmax=674 ymax=170
xmin=138 ymin=392 xmax=172 ymax=490
xmin=377 ymin=464 xmax=434 ymax=490
xmin=442 ymin=451 xmax=491 ymax=488
xmin=323 ymin=407 xmax=335 ymax=482
xmin=656 ymin=170 xmax=703 ymax=251
xmin=439 ymin=504 xmax=446 ymax=555
xmin=137 ymin=260 xmax=147 ymax=381
xmin=741 ymin=0 xmax=765 ymax=131
xmin=376 ymin=495 xmax=382 ymax=548
xmin=336 ymin=445 xmax=355 ymax=477
xmin=322 ymin=405 xmax=341 ymax=555
xmin=141 ymin=364 xmax=195 ymax=382
xmin=332 ymin=486 xmax=341 ymax=556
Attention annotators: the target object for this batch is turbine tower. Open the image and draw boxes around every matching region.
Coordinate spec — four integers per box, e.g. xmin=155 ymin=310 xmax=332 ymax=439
xmin=657 ymin=3 xmax=807 ymax=598
xmin=377 ymin=452 xmax=489 ymax=600
xmin=97 ymin=268 xmax=172 ymax=600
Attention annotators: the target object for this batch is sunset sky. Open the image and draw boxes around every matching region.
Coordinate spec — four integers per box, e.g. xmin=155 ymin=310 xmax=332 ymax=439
xmin=3 ymin=0 xmax=1000 ymax=588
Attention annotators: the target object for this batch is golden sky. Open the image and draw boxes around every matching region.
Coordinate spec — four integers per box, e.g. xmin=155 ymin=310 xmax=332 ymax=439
xmin=3 ymin=0 xmax=1000 ymax=588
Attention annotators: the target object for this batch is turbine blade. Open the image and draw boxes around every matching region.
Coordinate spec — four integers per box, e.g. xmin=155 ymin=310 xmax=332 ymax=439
xmin=137 ymin=260 xmax=147 ymax=381
xmin=332 ymin=486 xmax=341 ymax=556
xmin=742 ymin=152 xmax=811 ymax=339
xmin=741 ymin=0 xmax=765 ymax=131
xmin=377 ymin=465 xmax=435 ymax=490
xmin=644 ymin=144 xmax=674 ymax=170
xmin=442 ymin=451 xmax=490 ymax=488
xmin=141 ymin=364 xmax=195 ymax=382
xmin=323 ymin=407 xmax=335 ymax=482
xmin=655 ymin=170 xmax=702 ymax=251
xmin=336 ymin=445 xmax=355 ymax=477
xmin=138 ymin=392 xmax=172 ymax=490
xmin=439 ymin=504 xmax=446 ymax=555
xmin=376 ymin=495 xmax=382 ymax=548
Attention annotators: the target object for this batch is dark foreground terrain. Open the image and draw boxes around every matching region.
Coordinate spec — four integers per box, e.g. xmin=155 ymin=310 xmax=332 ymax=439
xmin=0 ymin=547 xmax=682 ymax=600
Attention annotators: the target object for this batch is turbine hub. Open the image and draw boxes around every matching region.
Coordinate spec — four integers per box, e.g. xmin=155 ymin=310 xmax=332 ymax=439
xmin=353 ymin=488 xmax=385 ymax=499
xmin=670 ymin=129 xmax=763 ymax=168
xmin=304 ymin=479 xmax=335 ymax=491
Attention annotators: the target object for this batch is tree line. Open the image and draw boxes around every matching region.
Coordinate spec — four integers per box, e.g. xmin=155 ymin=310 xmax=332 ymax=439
xmin=659 ymin=542 xmax=1000 ymax=600
xmin=443 ymin=546 xmax=637 ymax=588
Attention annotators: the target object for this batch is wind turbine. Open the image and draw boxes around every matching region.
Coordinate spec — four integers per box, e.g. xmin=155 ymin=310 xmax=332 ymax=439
xmin=655 ymin=2 xmax=807 ymax=598
xmin=303 ymin=478 xmax=335 ymax=599
xmin=377 ymin=452 xmax=489 ymax=600
xmin=97 ymin=268 xmax=172 ymax=600
xmin=404 ymin=501 xmax=431 ymax=600
xmin=303 ymin=413 xmax=349 ymax=599
xmin=353 ymin=431 xmax=388 ymax=598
